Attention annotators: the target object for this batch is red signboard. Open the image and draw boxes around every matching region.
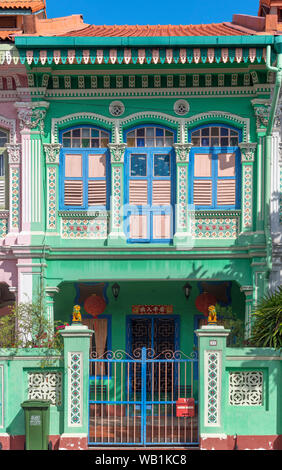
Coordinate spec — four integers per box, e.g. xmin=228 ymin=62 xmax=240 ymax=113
xmin=176 ymin=398 xmax=195 ymax=418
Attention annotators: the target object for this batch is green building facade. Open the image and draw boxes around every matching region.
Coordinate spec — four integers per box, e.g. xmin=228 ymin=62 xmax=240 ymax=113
xmin=0 ymin=28 xmax=282 ymax=449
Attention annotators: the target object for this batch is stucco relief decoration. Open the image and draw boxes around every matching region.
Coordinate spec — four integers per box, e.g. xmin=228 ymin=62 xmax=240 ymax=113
xmin=174 ymin=100 xmax=190 ymax=116
xmin=44 ymin=143 xmax=62 ymax=164
xmin=239 ymin=142 xmax=257 ymax=162
xmin=109 ymin=101 xmax=125 ymax=117
xmin=17 ymin=105 xmax=48 ymax=135
xmin=173 ymin=143 xmax=192 ymax=163
xmin=253 ymin=105 xmax=271 ymax=130
xmin=108 ymin=143 xmax=127 ymax=163
xmin=6 ymin=144 xmax=21 ymax=164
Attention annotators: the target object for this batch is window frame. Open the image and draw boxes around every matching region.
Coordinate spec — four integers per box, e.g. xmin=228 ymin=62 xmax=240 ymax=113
xmin=124 ymin=124 xmax=176 ymax=243
xmin=59 ymin=125 xmax=111 ymax=211
xmin=188 ymin=124 xmax=242 ymax=211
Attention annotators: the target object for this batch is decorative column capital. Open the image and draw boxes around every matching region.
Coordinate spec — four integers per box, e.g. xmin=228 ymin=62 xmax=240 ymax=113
xmin=240 ymin=285 xmax=254 ymax=296
xmin=239 ymin=142 xmax=257 ymax=163
xmin=251 ymin=99 xmax=271 ymax=133
xmin=43 ymin=143 xmax=62 ymax=164
xmin=15 ymin=101 xmax=49 ymax=135
xmin=5 ymin=143 xmax=21 ymax=164
xmin=173 ymin=143 xmax=193 ymax=163
xmin=108 ymin=143 xmax=127 ymax=163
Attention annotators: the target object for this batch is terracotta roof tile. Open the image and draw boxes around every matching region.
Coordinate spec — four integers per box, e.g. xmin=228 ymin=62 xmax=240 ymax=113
xmin=60 ymin=22 xmax=247 ymax=37
xmin=0 ymin=29 xmax=20 ymax=39
xmin=0 ymin=1 xmax=45 ymax=13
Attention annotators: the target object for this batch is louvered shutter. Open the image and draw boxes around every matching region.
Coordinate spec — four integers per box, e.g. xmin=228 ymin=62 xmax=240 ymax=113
xmin=193 ymin=180 xmax=212 ymax=206
xmin=88 ymin=154 xmax=107 ymax=207
xmin=129 ymin=180 xmax=148 ymax=205
xmin=64 ymin=180 xmax=83 ymax=206
xmin=193 ymin=153 xmax=212 ymax=206
xmin=217 ymin=180 xmax=236 ymax=206
xmin=64 ymin=154 xmax=84 ymax=207
xmin=217 ymin=153 xmax=236 ymax=206
xmin=0 ymin=154 xmax=5 ymax=207
xmin=0 ymin=179 xmax=5 ymax=207
xmin=152 ymin=180 xmax=171 ymax=205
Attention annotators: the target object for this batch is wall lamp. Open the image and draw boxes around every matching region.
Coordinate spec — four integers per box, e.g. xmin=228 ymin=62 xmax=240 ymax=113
xmin=112 ymin=282 xmax=120 ymax=301
xmin=183 ymin=282 xmax=192 ymax=300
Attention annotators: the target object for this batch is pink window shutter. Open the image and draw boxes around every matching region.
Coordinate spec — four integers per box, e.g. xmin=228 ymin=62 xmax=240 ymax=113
xmin=64 ymin=180 xmax=83 ymax=206
xmin=152 ymin=180 xmax=171 ymax=205
xmin=153 ymin=214 xmax=171 ymax=239
xmin=88 ymin=180 xmax=107 ymax=206
xmin=129 ymin=180 xmax=148 ymax=205
xmin=193 ymin=180 xmax=212 ymax=206
xmin=217 ymin=180 xmax=236 ymax=206
xmin=129 ymin=214 xmax=147 ymax=239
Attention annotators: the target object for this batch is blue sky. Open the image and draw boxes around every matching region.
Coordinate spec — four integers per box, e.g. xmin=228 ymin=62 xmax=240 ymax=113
xmin=46 ymin=0 xmax=259 ymax=26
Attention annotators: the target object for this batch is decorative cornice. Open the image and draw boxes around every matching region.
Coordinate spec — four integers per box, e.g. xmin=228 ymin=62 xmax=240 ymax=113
xmin=0 ymin=115 xmax=16 ymax=143
xmin=5 ymin=143 xmax=21 ymax=164
xmin=43 ymin=143 xmax=62 ymax=164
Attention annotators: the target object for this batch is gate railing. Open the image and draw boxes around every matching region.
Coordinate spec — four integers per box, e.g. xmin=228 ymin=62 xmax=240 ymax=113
xmin=88 ymin=347 xmax=199 ymax=446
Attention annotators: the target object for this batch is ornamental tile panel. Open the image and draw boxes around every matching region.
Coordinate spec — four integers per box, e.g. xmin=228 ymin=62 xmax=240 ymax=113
xmin=191 ymin=216 xmax=239 ymax=239
xmin=61 ymin=216 xmax=108 ymax=239
xmin=0 ymin=217 xmax=8 ymax=238
xmin=205 ymin=351 xmax=221 ymax=426
xmin=69 ymin=352 xmax=82 ymax=426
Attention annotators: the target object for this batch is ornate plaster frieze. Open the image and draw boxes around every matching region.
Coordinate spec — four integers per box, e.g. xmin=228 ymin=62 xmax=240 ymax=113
xmin=108 ymin=143 xmax=127 ymax=163
xmin=5 ymin=143 xmax=21 ymax=164
xmin=15 ymin=101 xmax=49 ymax=134
xmin=239 ymin=142 xmax=257 ymax=162
xmin=251 ymin=99 xmax=272 ymax=132
xmin=43 ymin=143 xmax=62 ymax=164
xmin=9 ymin=46 xmax=266 ymax=66
xmin=173 ymin=143 xmax=193 ymax=163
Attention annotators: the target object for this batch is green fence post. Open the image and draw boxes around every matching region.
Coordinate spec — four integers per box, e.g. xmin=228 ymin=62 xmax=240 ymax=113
xmin=59 ymin=323 xmax=93 ymax=450
xmin=195 ymin=323 xmax=230 ymax=450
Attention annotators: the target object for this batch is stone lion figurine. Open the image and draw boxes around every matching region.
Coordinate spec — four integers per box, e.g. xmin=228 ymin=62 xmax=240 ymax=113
xmin=208 ymin=305 xmax=217 ymax=324
xmin=72 ymin=304 xmax=82 ymax=323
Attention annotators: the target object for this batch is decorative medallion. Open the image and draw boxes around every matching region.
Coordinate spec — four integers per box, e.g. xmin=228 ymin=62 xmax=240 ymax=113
xmin=174 ymin=99 xmax=190 ymax=116
xmin=229 ymin=371 xmax=263 ymax=406
xmin=109 ymin=101 xmax=125 ymax=117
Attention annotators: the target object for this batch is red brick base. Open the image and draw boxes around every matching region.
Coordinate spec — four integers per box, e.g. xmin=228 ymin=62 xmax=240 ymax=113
xmin=200 ymin=434 xmax=282 ymax=450
xmin=59 ymin=434 xmax=88 ymax=450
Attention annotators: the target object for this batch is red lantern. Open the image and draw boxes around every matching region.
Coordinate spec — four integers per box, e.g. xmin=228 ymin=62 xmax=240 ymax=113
xmin=84 ymin=294 xmax=106 ymax=318
xmin=195 ymin=292 xmax=217 ymax=317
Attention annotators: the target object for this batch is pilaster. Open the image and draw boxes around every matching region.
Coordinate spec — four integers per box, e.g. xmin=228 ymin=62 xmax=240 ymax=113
xmin=195 ymin=324 xmax=230 ymax=450
xmin=239 ymin=142 xmax=257 ymax=233
xmin=173 ymin=143 xmax=192 ymax=246
xmin=43 ymin=143 xmax=61 ymax=233
xmin=240 ymin=285 xmax=254 ymax=338
xmin=15 ymin=101 xmax=49 ymax=243
xmin=59 ymin=323 xmax=93 ymax=450
xmin=5 ymin=143 xmax=21 ymax=244
xmin=107 ymin=142 xmax=127 ymax=245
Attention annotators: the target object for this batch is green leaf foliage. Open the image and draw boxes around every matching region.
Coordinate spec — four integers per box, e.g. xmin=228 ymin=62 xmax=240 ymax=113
xmin=250 ymin=287 xmax=282 ymax=350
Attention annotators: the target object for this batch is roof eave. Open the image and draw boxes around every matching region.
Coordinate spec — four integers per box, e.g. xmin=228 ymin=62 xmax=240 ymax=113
xmin=14 ymin=34 xmax=276 ymax=48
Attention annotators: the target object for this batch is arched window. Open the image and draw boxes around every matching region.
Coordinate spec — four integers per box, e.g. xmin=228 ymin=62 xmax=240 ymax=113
xmin=0 ymin=129 xmax=9 ymax=209
xmin=125 ymin=125 xmax=175 ymax=242
xmin=189 ymin=125 xmax=241 ymax=210
xmin=60 ymin=126 xmax=110 ymax=210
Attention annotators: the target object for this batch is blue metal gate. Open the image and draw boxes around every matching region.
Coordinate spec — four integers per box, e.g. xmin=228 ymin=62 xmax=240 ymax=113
xmin=88 ymin=348 xmax=199 ymax=446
